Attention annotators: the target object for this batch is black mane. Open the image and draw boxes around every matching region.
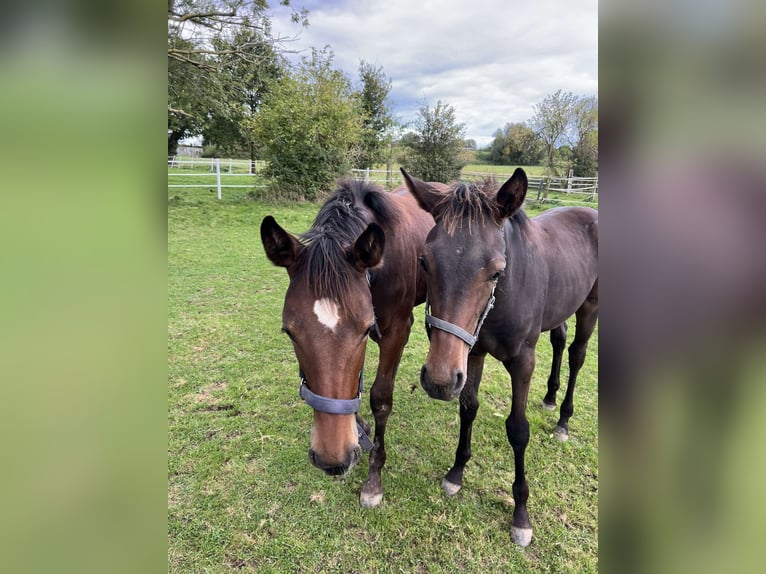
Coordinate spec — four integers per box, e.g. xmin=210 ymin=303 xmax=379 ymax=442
xmin=297 ymin=179 xmax=398 ymax=299
xmin=435 ymin=178 xmax=529 ymax=235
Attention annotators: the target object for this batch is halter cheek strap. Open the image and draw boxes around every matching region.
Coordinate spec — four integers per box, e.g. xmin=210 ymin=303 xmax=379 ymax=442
xmin=424 ymin=285 xmax=497 ymax=351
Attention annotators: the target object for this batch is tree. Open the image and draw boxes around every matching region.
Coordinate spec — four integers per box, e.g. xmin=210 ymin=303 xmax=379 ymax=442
xmin=488 ymin=122 xmax=543 ymax=165
xmin=167 ymin=1 xmax=306 ymax=74
xmin=531 ymin=90 xmax=577 ymax=174
xmin=400 ymin=100 xmax=466 ymax=182
xmin=167 ymin=1 xmax=305 ymax=154
xmin=167 ymin=37 xmax=224 ymax=155
xmin=203 ymin=20 xmax=285 ymax=163
xmin=356 ymin=61 xmax=394 ymax=169
xmin=250 ymin=49 xmax=363 ymax=199
xmin=570 ymin=96 xmax=598 ymax=176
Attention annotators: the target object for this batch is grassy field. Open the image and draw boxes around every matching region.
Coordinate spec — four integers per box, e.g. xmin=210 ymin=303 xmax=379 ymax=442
xmin=168 ymin=185 xmax=598 ymax=572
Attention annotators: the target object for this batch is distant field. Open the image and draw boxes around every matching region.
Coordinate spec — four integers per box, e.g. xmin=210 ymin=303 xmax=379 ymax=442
xmin=462 ymin=163 xmax=548 ymax=177
xmin=168 ymin=190 xmax=598 ymax=572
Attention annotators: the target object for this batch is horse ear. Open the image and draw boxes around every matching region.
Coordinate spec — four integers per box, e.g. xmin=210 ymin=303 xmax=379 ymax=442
xmin=350 ymin=223 xmax=385 ymax=272
xmin=401 ymin=168 xmax=441 ymax=213
xmin=260 ymin=215 xmax=303 ymax=268
xmin=496 ymin=168 xmax=528 ymax=220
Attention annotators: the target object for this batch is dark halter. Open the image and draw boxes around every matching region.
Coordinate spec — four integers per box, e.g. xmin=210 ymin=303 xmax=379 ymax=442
xmin=424 ymin=284 xmax=497 ymax=351
xmin=296 ymin=270 xmax=375 ymax=452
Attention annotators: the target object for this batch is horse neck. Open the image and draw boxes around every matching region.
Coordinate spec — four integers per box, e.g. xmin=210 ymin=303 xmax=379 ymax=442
xmin=503 ymin=215 xmax=538 ymax=277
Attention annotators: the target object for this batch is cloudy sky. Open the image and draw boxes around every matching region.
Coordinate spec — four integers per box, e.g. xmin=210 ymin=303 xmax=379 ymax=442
xmin=270 ymin=0 xmax=598 ymax=147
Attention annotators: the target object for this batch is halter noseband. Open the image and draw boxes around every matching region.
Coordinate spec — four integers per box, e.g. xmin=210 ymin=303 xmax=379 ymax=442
xmin=299 ymin=368 xmax=374 ymax=451
xmin=424 ymin=285 xmax=497 ymax=351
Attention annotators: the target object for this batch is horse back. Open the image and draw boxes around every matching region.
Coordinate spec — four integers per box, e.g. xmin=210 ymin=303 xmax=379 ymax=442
xmin=530 ymin=207 xmax=598 ymax=331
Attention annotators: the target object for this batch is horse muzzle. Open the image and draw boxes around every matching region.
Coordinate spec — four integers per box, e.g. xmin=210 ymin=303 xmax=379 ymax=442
xmin=308 ymin=444 xmax=362 ymax=476
xmin=420 ymin=364 xmax=464 ymax=401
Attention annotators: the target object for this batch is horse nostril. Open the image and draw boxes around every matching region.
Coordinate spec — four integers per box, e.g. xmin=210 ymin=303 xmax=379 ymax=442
xmin=454 ymin=371 xmax=465 ymax=393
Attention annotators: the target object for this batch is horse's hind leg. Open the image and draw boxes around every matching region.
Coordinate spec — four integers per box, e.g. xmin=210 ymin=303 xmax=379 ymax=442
xmin=442 ymin=353 xmax=486 ymax=496
xmin=360 ymin=314 xmax=411 ymax=508
xmin=554 ymin=283 xmax=598 ymax=441
xmin=542 ymin=323 xmax=567 ymax=410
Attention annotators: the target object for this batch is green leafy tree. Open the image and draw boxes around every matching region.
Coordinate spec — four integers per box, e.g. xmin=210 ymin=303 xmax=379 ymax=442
xmin=250 ymin=49 xmax=363 ymax=199
xmin=356 ymin=61 xmax=395 ymax=169
xmin=167 ymin=0 xmax=305 ymax=155
xmin=400 ymin=100 xmax=466 ymax=182
xmin=167 ymin=36 xmax=224 ymax=155
xmin=203 ymin=21 xmax=285 ymax=162
xmin=531 ymin=89 xmax=577 ymax=174
xmin=488 ymin=122 xmax=543 ymax=165
xmin=570 ymin=96 xmax=598 ymax=176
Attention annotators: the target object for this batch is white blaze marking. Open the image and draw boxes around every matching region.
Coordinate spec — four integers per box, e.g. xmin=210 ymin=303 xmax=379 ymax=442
xmin=313 ymin=298 xmax=340 ymax=331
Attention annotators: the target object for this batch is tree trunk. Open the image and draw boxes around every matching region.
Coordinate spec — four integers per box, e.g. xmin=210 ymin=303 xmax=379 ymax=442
xmin=168 ymin=130 xmax=184 ymax=156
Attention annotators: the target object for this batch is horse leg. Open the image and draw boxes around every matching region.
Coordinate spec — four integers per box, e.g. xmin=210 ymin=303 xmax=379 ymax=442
xmin=554 ymin=284 xmax=598 ymax=441
xmin=542 ymin=323 xmax=567 ymax=410
xmin=359 ymin=315 xmax=412 ymax=508
xmin=442 ymin=353 xmax=486 ymax=496
xmin=504 ymin=343 xmax=536 ymax=547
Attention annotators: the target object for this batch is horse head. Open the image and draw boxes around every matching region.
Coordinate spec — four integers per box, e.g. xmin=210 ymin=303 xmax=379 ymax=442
xmin=402 ymin=168 xmax=528 ymax=400
xmin=261 ymin=209 xmax=384 ymax=476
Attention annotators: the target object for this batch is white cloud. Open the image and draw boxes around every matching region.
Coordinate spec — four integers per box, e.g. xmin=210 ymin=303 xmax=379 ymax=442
xmin=271 ymin=0 xmax=597 ymax=147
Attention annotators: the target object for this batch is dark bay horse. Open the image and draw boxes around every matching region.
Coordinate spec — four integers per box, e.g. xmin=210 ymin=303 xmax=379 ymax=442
xmin=260 ymin=179 xmax=435 ymax=507
xmin=402 ymin=167 xmax=598 ymax=546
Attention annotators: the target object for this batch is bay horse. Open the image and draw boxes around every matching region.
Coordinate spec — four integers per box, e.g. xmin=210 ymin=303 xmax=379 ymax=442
xmin=402 ymin=167 xmax=598 ymax=546
xmin=260 ymin=179 xmax=435 ymax=507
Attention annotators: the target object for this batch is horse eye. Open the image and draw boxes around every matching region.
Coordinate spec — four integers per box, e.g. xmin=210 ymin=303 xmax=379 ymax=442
xmin=491 ymin=270 xmax=505 ymax=282
xmin=418 ymin=256 xmax=428 ymax=272
xmin=281 ymin=327 xmax=295 ymax=341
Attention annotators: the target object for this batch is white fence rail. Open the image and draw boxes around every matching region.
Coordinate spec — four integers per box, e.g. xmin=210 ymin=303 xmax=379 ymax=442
xmin=168 ymin=157 xmax=267 ymax=198
xmin=354 ymin=168 xmax=598 ymax=205
xmin=169 ymin=158 xmax=597 ymax=203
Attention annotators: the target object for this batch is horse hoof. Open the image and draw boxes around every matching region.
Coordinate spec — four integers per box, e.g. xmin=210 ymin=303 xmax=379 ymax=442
xmin=511 ymin=526 xmax=533 ymax=547
xmin=360 ymin=491 xmax=383 ymax=508
xmin=541 ymin=401 xmax=556 ymax=411
xmin=553 ymin=425 xmax=569 ymax=442
xmin=441 ymin=478 xmax=462 ymax=496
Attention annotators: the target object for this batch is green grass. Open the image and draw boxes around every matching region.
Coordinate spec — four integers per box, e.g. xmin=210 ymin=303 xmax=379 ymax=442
xmin=168 ymin=189 xmax=598 ymax=572
xmin=462 ymin=163 xmax=548 ymax=177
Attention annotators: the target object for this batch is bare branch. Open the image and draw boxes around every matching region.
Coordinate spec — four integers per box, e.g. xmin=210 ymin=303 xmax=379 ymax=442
xmin=168 ymin=10 xmax=237 ymax=23
xmin=168 ymin=50 xmax=218 ymax=71
xmin=168 ymin=106 xmax=194 ymax=117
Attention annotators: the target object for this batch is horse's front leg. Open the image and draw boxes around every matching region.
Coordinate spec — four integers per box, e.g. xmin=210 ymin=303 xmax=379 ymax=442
xmin=359 ymin=315 xmax=412 ymax=508
xmin=442 ymin=353 xmax=486 ymax=495
xmin=504 ymin=343 xmax=536 ymax=547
